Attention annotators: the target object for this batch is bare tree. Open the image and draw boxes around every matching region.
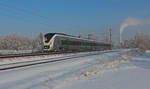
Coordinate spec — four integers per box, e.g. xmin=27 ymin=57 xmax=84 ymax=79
xmin=88 ymin=34 xmax=99 ymax=40
xmin=122 ymin=32 xmax=150 ymax=50
xmin=32 ymin=32 xmax=44 ymax=50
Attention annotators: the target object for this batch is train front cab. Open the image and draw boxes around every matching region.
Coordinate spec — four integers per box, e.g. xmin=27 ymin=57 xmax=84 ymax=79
xmin=43 ymin=33 xmax=56 ymax=52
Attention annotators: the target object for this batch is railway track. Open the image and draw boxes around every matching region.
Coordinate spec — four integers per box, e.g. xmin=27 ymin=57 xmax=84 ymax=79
xmin=0 ymin=51 xmax=86 ymax=59
xmin=0 ymin=51 xmax=116 ymax=71
xmin=0 ymin=51 xmax=69 ymax=59
xmin=0 ymin=50 xmax=121 ymax=71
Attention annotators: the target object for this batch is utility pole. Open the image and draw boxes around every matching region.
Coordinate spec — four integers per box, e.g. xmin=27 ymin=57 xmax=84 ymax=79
xmin=109 ymin=28 xmax=112 ymax=49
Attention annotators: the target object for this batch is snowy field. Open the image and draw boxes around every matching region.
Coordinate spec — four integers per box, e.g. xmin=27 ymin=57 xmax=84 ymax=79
xmin=0 ymin=49 xmax=149 ymax=89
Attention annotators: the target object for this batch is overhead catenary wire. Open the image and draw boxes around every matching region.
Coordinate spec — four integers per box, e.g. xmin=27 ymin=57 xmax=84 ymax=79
xmin=0 ymin=1 xmax=79 ymax=33
xmin=0 ymin=2 xmax=50 ymax=20
xmin=0 ymin=11 xmax=53 ymax=30
xmin=0 ymin=2 xmax=56 ymax=28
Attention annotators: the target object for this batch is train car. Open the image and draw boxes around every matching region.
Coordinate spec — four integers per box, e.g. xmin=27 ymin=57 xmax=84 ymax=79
xmin=43 ymin=33 xmax=111 ymax=52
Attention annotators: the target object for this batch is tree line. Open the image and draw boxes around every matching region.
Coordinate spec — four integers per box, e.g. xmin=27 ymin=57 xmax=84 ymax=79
xmin=122 ymin=32 xmax=150 ymax=50
xmin=0 ymin=32 xmax=43 ymax=51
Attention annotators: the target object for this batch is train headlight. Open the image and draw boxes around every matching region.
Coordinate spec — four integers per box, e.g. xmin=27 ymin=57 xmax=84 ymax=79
xmin=44 ymin=45 xmax=50 ymax=49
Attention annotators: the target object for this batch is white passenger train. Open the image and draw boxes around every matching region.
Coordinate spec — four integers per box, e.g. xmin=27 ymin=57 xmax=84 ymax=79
xmin=43 ymin=33 xmax=111 ymax=52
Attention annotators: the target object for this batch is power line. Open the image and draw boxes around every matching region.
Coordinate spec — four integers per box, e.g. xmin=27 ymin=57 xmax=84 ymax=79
xmin=0 ymin=1 xmax=76 ymax=31
xmin=0 ymin=2 xmax=55 ymax=26
xmin=0 ymin=10 xmax=53 ymax=28
xmin=0 ymin=2 xmax=49 ymax=20
xmin=0 ymin=3 xmax=56 ymax=28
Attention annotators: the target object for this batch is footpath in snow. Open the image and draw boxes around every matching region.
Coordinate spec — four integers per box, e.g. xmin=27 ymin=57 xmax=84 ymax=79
xmin=0 ymin=49 xmax=149 ymax=89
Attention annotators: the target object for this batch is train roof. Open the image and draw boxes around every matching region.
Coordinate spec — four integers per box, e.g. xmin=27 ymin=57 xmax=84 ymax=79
xmin=44 ymin=33 xmax=76 ymax=37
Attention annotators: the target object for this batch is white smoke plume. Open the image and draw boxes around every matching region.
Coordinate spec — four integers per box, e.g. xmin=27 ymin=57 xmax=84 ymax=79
xmin=120 ymin=18 xmax=150 ymax=43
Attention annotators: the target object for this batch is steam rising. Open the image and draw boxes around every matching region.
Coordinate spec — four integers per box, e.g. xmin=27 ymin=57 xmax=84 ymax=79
xmin=120 ymin=18 xmax=150 ymax=43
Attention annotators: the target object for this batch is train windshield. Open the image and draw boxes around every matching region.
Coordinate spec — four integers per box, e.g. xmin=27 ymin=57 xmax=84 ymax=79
xmin=44 ymin=33 xmax=55 ymax=43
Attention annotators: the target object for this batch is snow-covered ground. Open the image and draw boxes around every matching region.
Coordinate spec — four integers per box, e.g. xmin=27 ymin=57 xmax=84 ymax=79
xmin=60 ymin=52 xmax=150 ymax=89
xmin=0 ymin=49 xmax=149 ymax=89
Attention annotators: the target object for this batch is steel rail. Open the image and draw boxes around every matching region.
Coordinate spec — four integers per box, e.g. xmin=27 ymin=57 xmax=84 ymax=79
xmin=0 ymin=52 xmax=64 ymax=58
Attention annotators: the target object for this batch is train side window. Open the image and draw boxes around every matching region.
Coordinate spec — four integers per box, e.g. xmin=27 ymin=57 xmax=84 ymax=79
xmin=61 ymin=40 xmax=67 ymax=45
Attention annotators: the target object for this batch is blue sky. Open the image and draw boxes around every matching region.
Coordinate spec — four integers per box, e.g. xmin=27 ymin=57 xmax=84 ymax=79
xmin=0 ymin=0 xmax=150 ymax=41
